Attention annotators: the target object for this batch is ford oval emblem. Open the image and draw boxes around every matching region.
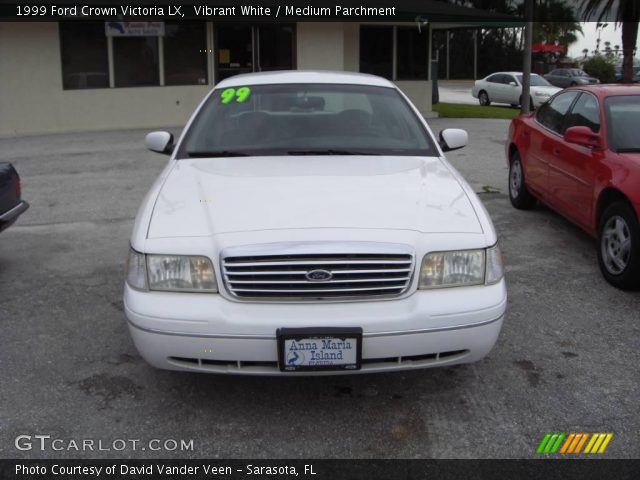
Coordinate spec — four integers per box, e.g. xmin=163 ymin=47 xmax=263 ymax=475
xmin=305 ymin=269 xmax=333 ymax=282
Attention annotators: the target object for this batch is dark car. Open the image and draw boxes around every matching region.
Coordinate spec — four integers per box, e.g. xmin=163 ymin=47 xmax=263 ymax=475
xmin=506 ymin=85 xmax=640 ymax=289
xmin=544 ymin=68 xmax=599 ymax=88
xmin=0 ymin=162 xmax=29 ymax=233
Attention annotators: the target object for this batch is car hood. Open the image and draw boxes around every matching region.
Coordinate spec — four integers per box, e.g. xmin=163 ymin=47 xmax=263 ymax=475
xmin=146 ymin=156 xmax=483 ymax=238
xmin=531 ymin=85 xmax=562 ymax=95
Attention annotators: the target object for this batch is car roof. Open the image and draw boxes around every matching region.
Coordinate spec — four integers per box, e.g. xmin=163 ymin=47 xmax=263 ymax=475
xmin=568 ymin=84 xmax=640 ymax=97
xmin=215 ymin=70 xmax=395 ymax=89
xmin=486 ymin=72 xmax=542 ymax=77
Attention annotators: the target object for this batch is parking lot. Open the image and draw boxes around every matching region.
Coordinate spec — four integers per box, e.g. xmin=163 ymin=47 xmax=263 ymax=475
xmin=1 ymin=118 xmax=638 ymax=459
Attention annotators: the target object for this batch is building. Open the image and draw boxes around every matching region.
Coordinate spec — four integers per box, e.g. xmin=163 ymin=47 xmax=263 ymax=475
xmin=0 ymin=1 xmax=519 ymax=136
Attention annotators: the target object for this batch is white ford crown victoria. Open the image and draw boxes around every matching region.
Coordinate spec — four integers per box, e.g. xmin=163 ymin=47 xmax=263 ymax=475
xmin=124 ymin=71 xmax=507 ymax=375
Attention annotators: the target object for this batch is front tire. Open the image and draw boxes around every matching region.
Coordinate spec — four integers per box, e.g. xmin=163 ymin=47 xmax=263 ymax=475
xmin=479 ymin=91 xmax=491 ymax=106
xmin=597 ymin=202 xmax=640 ymax=290
xmin=509 ymin=152 xmax=536 ymax=209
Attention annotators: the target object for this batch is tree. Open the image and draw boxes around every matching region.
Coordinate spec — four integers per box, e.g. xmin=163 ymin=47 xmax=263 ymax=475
xmin=580 ymin=0 xmax=640 ymax=83
xmin=527 ymin=0 xmax=583 ymax=53
xmin=583 ymin=54 xmax=616 ymax=82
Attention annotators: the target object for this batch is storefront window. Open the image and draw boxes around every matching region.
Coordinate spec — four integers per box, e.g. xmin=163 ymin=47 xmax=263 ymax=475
xmin=360 ymin=26 xmax=429 ymax=81
xmin=215 ymin=25 xmax=295 ymax=81
xmin=59 ymin=22 xmax=109 ymax=90
xmin=397 ymin=27 xmax=429 ymax=80
xmin=164 ymin=22 xmax=208 ymax=86
xmin=359 ymin=26 xmax=393 ymax=80
xmin=113 ymin=37 xmax=159 ymax=87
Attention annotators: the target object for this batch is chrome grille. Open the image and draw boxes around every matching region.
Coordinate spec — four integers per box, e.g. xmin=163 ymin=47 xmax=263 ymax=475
xmin=222 ymin=245 xmax=414 ymax=301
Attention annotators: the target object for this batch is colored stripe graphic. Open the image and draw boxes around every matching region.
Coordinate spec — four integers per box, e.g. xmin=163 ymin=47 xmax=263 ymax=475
xmin=538 ymin=433 xmax=613 ymax=455
xmin=560 ymin=433 xmax=575 ymax=454
xmin=585 ymin=433 xmax=614 ymax=454
xmin=537 ymin=433 xmax=565 ymax=454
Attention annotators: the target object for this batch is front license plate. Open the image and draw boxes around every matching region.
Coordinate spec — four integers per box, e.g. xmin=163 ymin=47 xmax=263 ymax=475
xmin=277 ymin=327 xmax=363 ymax=372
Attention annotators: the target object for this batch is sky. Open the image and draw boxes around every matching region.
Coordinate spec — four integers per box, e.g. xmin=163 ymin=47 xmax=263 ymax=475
xmin=568 ymin=22 xmax=640 ymax=58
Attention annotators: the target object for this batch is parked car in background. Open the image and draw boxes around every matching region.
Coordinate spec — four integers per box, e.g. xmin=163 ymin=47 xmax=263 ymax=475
xmin=544 ymin=68 xmax=599 ymax=88
xmin=472 ymin=72 xmax=561 ymax=109
xmin=0 ymin=163 xmax=29 ymax=233
xmin=506 ymin=85 xmax=640 ymax=289
xmin=124 ymin=71 xmax=507 ymax=375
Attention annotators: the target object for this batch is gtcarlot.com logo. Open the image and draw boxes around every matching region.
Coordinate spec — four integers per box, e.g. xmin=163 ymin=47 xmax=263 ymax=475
xmin=536 ymin=432 xmax=613 ymax=455
xmin=15 ymin=435 xmax=194 ymax=452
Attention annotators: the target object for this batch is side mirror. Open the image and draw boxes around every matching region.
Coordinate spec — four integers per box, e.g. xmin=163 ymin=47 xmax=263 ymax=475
xmin=509 ymin=81 xmax=517 ymax=86
xmin=145 ymin=131 xmax=174 ymax=155
xmin=564 ymin=126 xmax=602 ymax=149
xmin=439 ymin=128 xmax=468 ymax=152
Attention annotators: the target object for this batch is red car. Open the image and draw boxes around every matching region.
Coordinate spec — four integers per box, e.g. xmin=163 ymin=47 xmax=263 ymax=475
xmin=506 ymin=85 xmax=640 ymax=290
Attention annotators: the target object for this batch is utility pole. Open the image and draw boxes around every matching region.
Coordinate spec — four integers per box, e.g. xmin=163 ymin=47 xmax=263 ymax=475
xmin=521 ymin=0 xmax=533 ymax=115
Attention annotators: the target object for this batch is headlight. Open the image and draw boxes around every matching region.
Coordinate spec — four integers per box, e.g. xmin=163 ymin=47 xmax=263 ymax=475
xmin=126 ymin=248 xmax=147 ymax=290
xmin=534 ymin=91 xmax=550 ymax=97
xmin=147 ymin=255 xmax=217 ymax=292
xmin=419 ymin=249 xmax=485 ymax=289
xmin=419 ymin=244 xmax=504 ymax=289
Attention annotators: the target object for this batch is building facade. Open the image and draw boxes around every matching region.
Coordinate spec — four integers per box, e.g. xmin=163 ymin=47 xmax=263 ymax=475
xmin=1 ymin=21 xmax=441 ymax=136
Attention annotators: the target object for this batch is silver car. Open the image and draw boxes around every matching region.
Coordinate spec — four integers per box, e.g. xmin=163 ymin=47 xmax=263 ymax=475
xmin=544 ymin=69 xmax=599 ymax=88
xmin=471 ymin=72 xmax=561 ymax=109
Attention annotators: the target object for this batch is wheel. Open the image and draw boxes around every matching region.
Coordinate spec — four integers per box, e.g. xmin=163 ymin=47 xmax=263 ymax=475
xmin=478 ymin=91 xmax=491 ymax=106
xmin=570 ymin=82 xmax=577 ymax=86
xmin=597 ymin=202 xmax=640 ymax=290
xmin=508 ymin=151 xmax=536 ymax=209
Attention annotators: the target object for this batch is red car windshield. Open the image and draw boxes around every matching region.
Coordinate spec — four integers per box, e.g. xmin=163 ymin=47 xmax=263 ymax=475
xmin=605 ymin=96 xmax=640 ymax=153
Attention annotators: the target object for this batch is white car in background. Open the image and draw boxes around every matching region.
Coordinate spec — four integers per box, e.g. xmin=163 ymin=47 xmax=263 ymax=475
xmin=472 ymin=72 xmax=561 ymax=109
xmin=124 ymin=71 xmax=507 ymax=376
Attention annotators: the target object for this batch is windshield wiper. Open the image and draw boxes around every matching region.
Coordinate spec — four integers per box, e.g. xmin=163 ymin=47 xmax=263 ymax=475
xmin=287 ymin=149 xmax=379 ymax=156
xmin=186 ymin=150 xmax=250 ymax=157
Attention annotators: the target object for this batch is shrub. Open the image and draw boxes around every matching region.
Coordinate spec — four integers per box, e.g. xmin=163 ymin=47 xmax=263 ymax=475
xmin=583 ymin=55 xmax=616 ymax=83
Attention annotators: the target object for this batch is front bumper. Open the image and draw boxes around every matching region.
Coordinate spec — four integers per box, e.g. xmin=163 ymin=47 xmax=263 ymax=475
xmin=124 ymin=280 xmax=507 ymax=375
xmin=532 ymin=95 xmax=552 ymax=108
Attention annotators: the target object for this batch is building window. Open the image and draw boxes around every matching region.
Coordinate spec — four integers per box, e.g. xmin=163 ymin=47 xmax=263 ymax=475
xmin=59 ymin=22 xmax=109 ymax=90
xmin=113 ymin=37 xmax=159 ymax=87
xmin=215 ymin=25 xmax=295 ymax=82
xmin=59 ymin=22 xmax=209 ymax=89
xmin=164 ymin=22 xmax=208 ymax=86
xmin=360 ymin=26 xmax=429 ymax=81
xmin=396 ymin=27 xmax=428 ymax=80
xmin=359 ymin=26 xmax=393 ymax=80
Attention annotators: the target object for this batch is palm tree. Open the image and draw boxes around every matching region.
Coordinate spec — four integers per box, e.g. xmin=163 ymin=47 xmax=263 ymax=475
xmin=581 ymin=0 xmax=640 ymax=82
xmin=529 ymin=0 xmax=583 ymax=54
xmin=582 ymin=48 xmax=589 ymax=58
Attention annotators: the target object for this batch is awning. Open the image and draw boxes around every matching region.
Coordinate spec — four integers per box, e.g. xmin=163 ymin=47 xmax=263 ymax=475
xmin=532 ymin=43 xmax=564 ymax=54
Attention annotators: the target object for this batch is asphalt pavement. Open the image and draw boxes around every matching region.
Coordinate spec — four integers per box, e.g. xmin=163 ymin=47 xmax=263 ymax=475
xmin=1 ymin=122 xmax=638 ymax=459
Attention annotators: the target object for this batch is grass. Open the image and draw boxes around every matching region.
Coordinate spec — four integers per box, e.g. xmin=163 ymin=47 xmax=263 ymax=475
xmin=433 ymin=102 xmax=521 ymax=119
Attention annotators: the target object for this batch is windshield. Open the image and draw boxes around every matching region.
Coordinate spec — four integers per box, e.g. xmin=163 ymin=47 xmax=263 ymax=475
xmin=516 ymin=74 xmax=552 ymax=87
xmin=178 ymin=83 xmax=437 ymax=158
xmin=605 ymin=96 xmax=640 ymax=152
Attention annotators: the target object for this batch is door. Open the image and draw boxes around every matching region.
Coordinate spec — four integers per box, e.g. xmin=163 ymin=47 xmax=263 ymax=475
xmin=216 ymin=25 xmax=295 ymax=81
xmin=503 ymin=74 xmax=521 ymax=105
xmin=485 ymin=74 xmax=506 ymax=103
xmin=526 ymin=91 xmax=580 ymax=197
xmin=548 ymin=92 xmax=601 ymax=227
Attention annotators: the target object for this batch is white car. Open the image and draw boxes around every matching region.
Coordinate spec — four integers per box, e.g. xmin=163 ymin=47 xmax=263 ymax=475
xmin=472 ymin=72 xmax=561 ymax=109
xmin=124 ymin=71 xmax=507 ymax=375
